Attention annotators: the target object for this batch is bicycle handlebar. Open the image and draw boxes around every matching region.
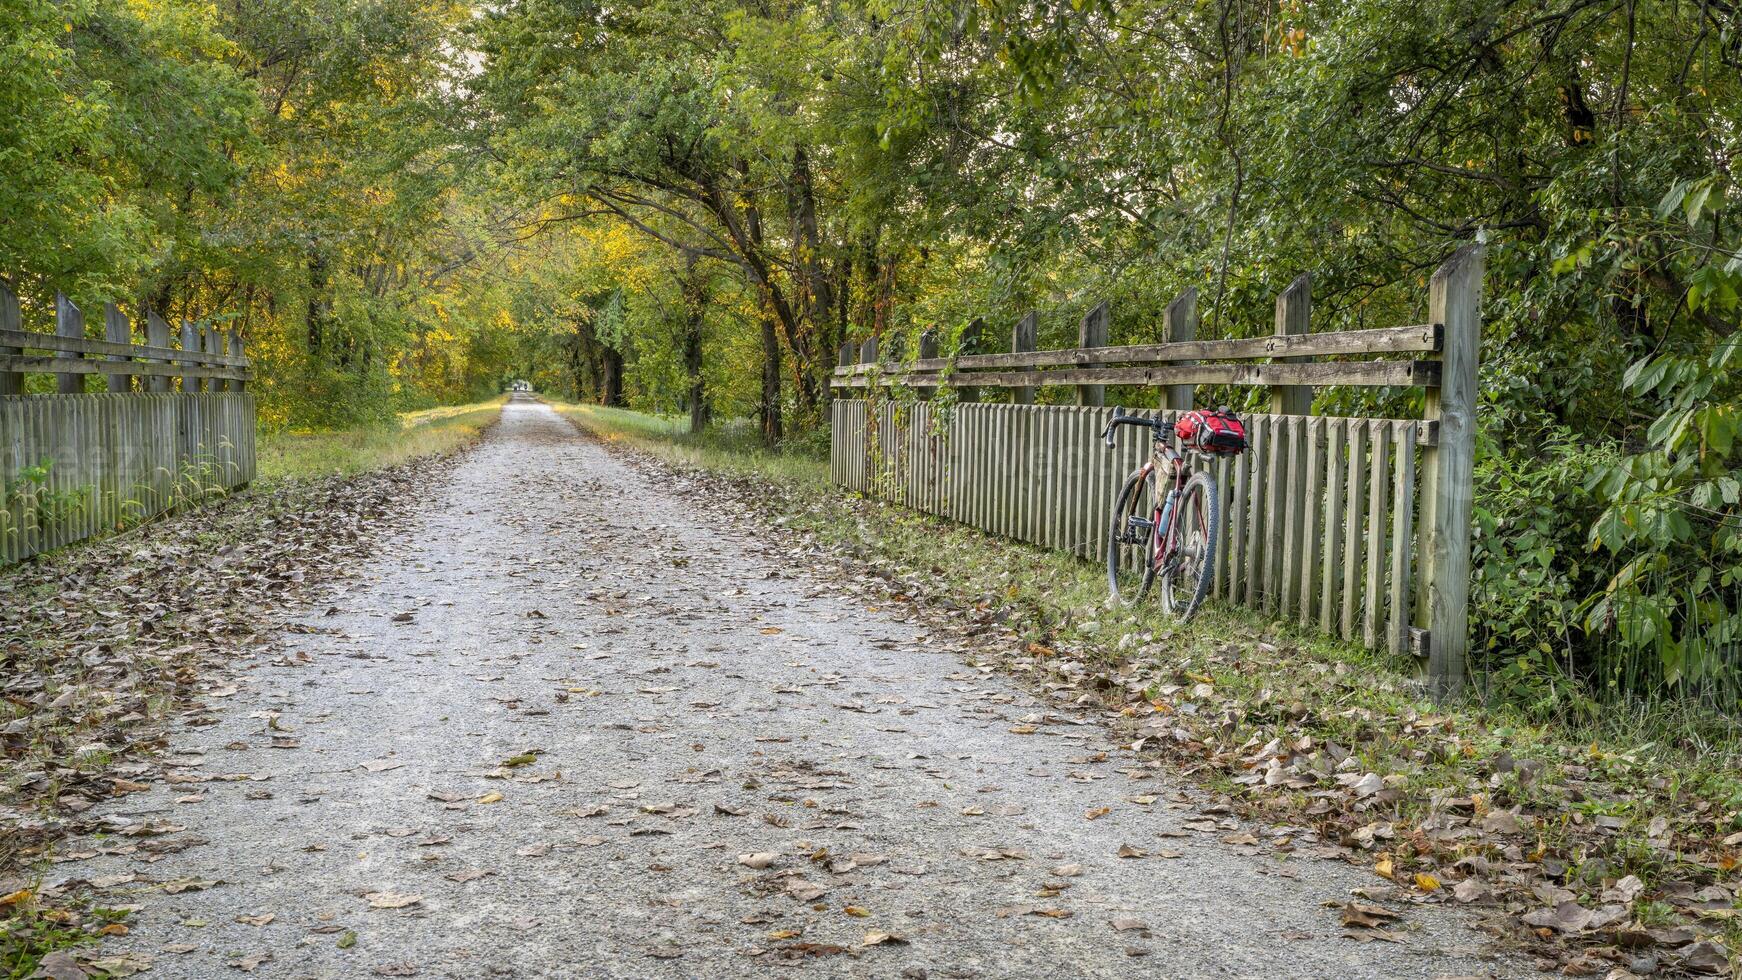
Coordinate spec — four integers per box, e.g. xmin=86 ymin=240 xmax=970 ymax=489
xmin=1101 ymin=407 xmax=1164 ymax=449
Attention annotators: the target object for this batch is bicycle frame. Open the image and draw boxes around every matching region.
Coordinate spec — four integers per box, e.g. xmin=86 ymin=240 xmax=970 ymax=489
xmin=1133 ymin=444 xmax=1190 ymax=574
xmin=1104 ymin=411 xmax=1192 ymax=577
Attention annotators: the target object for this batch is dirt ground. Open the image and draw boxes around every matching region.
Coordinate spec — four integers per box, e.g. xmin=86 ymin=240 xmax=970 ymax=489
xmin=48 ymin=398 xmax=1540 ymax=978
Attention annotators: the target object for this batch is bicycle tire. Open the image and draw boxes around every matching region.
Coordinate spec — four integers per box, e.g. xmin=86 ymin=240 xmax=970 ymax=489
xmin=1106 ymin=467 xmax=1158 ymax=605
xmin=1158 ymin=469 xmax=1221 ymax=622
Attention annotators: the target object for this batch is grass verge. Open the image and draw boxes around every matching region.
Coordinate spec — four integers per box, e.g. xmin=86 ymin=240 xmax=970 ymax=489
xmin=559 ymin=402 xmax=1741 ymax=976
xmin=256 ymin=396 xmax=507 ymax=483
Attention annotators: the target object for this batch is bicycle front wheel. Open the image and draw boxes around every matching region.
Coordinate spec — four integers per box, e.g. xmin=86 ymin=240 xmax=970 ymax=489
xmin=1106 ymin=468 xmax=1159 ymax=605
xmin=1158 ymin=469 xmax=1221 ymax=622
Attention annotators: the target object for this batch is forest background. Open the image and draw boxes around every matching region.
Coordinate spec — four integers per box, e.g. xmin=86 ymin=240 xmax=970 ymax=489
xmin=3 ymin=0 xmax=1740 ymax=708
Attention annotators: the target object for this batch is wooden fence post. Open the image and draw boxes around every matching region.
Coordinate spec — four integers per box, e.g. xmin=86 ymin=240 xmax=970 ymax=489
xmin=916 ymin=329 xmax=938 ymax=400
xmin=838 ymin=341 xmax=854 ymax=370
xmin=1267 ymin=275 xmax=1312 ymax=612
xmin=1269 ymin=274 xmax=1312 ymax=416
xmin=0 ymin=284 xmax=20 ymax=397
xmin=859 ymin=335 xmax=877 ymax=368
xmin=103 ymin=303 xmax=133 ymax=394
xmin=1164 ymin=288 xmax=1198 ymax=412
xmin=146 ymin=312 xmax=172 ymax=393
xmin=1076 ymin=301 xmax=1108 ymax=407
xmin=55 ymin=294 xmax=85 ymax=394
xmin=1012 ymin=311 xmax=1037 ymax=405
xmin=207 ymin=328 xmax=228 ymax=393
xmin=956 ymin=318 xmax=984 ymax=404
xmin=181 ymin=320 xmax=202 ymax=392
xmin=1417 ymin=245 xmax=1483 ymax=700
xmin=230 ymin=332 xmax=246 ymax=393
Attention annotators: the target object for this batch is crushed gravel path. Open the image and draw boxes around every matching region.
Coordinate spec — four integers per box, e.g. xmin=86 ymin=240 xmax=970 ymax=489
xmin=56 ymin=398 xmax=1538 ymax=978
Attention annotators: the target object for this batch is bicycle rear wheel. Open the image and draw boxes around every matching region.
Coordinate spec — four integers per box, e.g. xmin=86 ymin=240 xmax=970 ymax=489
xmin=1158 ymin=469 xmax=1221 ymax=621
xmin=1106 ymin=468 xmax=1159 ymax=605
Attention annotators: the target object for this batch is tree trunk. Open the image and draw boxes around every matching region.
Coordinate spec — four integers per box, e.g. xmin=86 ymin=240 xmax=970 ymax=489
xmin=760 ymin=305 xmax=782 ymax=445
xmin=601 ymin=345 xmax=624 ymax=406
xmin=681 ymin=255 xmax=710 ymax=434
xmin=306 ymin=247 xmax=329 ymax=355
xmin=787 ymin=147 xmax=834 ymax=417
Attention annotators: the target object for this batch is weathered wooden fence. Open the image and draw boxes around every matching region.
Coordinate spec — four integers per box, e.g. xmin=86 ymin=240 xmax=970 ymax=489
xmin=830 ymin=246 xmax=1481 ymax=697
xmin=0 ymin=283 xmax=255 ymax=564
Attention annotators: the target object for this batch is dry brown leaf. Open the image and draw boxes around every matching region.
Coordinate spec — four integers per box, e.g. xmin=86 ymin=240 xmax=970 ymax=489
xmin=364 ymin=891 xmax=423 ymax=909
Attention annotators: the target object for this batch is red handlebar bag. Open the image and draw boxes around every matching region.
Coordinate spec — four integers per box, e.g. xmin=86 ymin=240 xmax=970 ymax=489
xmin=1174 ymin=408 xmax=1248 ymax=453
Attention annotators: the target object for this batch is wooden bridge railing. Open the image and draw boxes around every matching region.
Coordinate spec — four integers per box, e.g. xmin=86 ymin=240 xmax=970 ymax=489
xmin=828 ymin=246 xmax=1481 ymax=698
xmin=1 ymin=282 xmax=256 ymax=564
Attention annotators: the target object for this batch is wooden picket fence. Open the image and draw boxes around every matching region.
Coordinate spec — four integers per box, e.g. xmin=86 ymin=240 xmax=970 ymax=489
xmin=830 ymin=247 xmax=1481 ymax=697
xmin=0 ymin=282 xmax=255 ymax=564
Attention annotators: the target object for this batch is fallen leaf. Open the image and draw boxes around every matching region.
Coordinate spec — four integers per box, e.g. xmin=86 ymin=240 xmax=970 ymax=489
xmin=30 ymin=951 xmax=88 ymax=980
xmin=1337 ymin=902 xmax=1401 ymax=929
xmin=364 ymin=892 xmax=423 ymax=910
xmin=229 ymin=952 xmax=274 ymax=972
xmin=161 ymin=878 xmax=220 ymax=894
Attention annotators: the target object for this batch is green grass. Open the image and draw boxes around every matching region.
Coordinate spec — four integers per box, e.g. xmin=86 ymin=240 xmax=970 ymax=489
xmin=560 ymin=402 xmax=1742 ymax=959
xmin=256 ymin=396 xmax=507 ymax=483
xmin=550 ymin=402 xmax=828 ymax=486
xmin=1 ymin=900 xmax=131 ymax=980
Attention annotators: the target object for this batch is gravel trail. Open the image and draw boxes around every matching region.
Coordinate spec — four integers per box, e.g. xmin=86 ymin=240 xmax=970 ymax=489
xmin=60 ymin=398 xmax=1535 ymax=979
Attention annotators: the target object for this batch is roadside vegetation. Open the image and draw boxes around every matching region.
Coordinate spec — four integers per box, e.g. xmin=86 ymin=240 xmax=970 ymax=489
xmin=257 ymin=397 xmax=508 ymax=483
xmin=563 ymin=402 xmax=1742 ymax=975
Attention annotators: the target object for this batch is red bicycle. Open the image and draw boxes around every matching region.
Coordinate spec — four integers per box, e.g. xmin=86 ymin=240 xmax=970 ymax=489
xmin=1101 ymin=407 xmax=1242 ymax=620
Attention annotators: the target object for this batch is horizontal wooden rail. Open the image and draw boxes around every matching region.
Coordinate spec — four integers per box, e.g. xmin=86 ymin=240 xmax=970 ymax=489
xmin=0 ymin=357 xmax=249 ymax=381
xmin=832 ymin=359 xmax=1439 ymax=390
xmin=834 ymin=323 xmax=1441 ymax=377
xmin=0 ymin=329 xmax=246 ymax=367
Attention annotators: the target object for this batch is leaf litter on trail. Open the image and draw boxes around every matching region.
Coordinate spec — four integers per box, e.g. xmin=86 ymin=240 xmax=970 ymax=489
xmin=1 ymin=455 xmax=449 ymax=874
